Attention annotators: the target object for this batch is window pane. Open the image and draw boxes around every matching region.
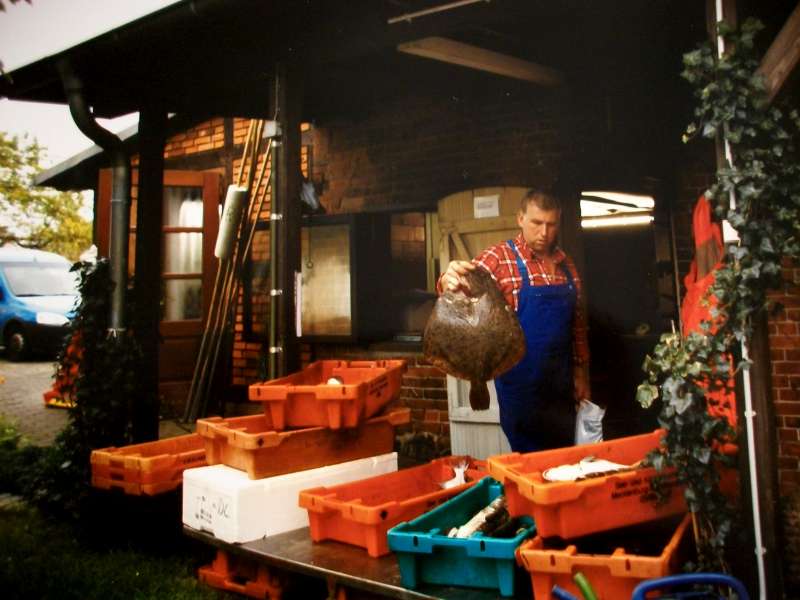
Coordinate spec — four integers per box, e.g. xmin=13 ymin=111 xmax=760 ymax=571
xmin=164 ymin=278 xmax=202 ymax=321
xmin=163 ymin=186 xmax=203 ymax=227
xmin=164 ymin=187 xmax=204 ymax=275
xmin=164 ymin=231 xmax=202 ymax=274
xmin=301 ymin=225 xmax=351 ymax=336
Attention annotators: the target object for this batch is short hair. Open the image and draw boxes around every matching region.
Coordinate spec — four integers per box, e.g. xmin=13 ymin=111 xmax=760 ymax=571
xmin=520 ymin=189 xmax=561 ymax=213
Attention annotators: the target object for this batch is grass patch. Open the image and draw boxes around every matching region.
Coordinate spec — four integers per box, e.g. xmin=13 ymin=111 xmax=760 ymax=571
xmin=0 ymin=502 xmax=231 ymax=600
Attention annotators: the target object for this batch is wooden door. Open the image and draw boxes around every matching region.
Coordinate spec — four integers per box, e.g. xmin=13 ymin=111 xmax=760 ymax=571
xmin=97 ymin=169 xmax=220 ymax=412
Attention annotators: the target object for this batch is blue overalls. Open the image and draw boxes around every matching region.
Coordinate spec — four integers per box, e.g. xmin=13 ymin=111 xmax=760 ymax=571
xmin=495 ymin=240 xmax=578 ymax=452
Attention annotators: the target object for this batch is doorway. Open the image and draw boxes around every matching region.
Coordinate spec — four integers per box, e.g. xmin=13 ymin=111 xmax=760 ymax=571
xmin=580 ymin=190 xmax=676 ymax=438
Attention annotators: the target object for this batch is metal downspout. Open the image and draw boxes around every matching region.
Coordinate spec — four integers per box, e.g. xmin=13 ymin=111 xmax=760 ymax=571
xmin=713 ymin=3 xmax=767 ymax=597
xmin=56 ymin=59 xmax=130 ymax=333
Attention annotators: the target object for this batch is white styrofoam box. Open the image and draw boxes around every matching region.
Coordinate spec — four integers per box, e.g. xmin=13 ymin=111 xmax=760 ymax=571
xmin=182 ymin=452 xmax=397 ymax=543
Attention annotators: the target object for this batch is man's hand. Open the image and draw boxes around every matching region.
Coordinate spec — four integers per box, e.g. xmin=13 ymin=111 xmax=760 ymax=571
xmin=442 ymin=260 xmax=475 ymax=293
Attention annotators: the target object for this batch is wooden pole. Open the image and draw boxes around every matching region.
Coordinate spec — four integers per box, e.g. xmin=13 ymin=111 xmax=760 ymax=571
xmin=133 ymin=105 xmax=166 ymax=441
xmin=275 ymin=61 xmax=303 ymax=376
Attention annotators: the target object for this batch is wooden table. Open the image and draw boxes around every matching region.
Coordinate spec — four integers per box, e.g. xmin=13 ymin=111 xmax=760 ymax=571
xmin=184 ymin=525 xmax=532 ymax=599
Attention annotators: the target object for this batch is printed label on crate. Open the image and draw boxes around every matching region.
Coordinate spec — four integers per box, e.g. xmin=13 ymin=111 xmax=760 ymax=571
xmin=368 ymin=375 xmax=389 ymax=396
xmin=610 ymin=473 xmax=679 ymax=502
xmin=192 ymin=492 xmax=235 ymax=528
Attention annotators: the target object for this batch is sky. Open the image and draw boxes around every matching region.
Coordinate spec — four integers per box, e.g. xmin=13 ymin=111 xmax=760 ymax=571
xmin=0 ymin=0 xmax=181 ymax=169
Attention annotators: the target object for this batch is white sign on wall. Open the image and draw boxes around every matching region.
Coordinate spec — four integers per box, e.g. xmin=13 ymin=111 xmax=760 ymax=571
xmin=474 ymin=194 xmax=500 ymax=219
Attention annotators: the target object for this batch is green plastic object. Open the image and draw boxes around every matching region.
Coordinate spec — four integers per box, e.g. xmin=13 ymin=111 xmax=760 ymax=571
xmin=573 ymin=571 xmax=599 ymax=600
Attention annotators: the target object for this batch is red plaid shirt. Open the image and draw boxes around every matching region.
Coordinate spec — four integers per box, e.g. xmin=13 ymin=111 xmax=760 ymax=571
xmin=439 ymin=233 xmax=590 ymax=366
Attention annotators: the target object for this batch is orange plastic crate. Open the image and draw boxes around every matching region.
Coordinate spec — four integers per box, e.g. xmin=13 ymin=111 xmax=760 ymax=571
xmin=90 ymin=474 xmax=185 ymax=496
xmin=248 ymin=359 xmax=407 ymax=430
xmin=196 ymin=408 xmax=410 ymax=479
xmin=487 ymin=430 xmax=689 ymax=539
xmin=198 ymin=549 xmax=285 ymax=600
xmin=299 ymin=455 xmax=488 ymax=557
xmin=90 ymin=433 xmax=206 ymax=493
xmin=516 ymin=514 xmax=691 ymax=600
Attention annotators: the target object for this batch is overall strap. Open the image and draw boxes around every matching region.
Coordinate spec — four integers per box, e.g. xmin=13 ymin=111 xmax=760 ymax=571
xmin=506 ymin=240 xmax=530 ymax=290
xmin=557 ymin=260 xmax=575 ymax=288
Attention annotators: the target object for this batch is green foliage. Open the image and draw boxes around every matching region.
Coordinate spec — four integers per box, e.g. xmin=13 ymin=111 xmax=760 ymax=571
xmin=0 ymin=131 xmax=91 ymax=260
xmin=0 ymin=414 xmax=42 ymax=494
xmin=639 ymin=19 xmax=800 ymax=572
xmin=7 ymin=259 xmax=147 ymax=518
xmin=62 ymin=259 xmax=145 ymax=450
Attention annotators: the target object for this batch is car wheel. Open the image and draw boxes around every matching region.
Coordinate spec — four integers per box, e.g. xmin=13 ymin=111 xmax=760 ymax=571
xmin=5 ymin=326 xmax=29 ymax=361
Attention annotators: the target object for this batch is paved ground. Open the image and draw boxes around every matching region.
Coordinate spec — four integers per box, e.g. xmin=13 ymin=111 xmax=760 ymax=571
xmin=0 ymin=357 xmax=192 ymax=446
xmin=0 ymin=358 xmax=68 ymax=445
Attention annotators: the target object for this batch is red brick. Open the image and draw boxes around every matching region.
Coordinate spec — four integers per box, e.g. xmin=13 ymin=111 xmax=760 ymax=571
xmin=781 ymin=442 xmax=800 ymax=457
xmin=779 ymin=428 xmax=799 ymax=442
xmin=779 ymin=470 xmax=800 ymax=485
xmin=406 ymin=366 xmax=445 ymax=378
xmin=401 ymin=386 xmax=423 ymax=399
xmin=775 ymin=402 xmax=800 ymax=416
xmin=421 ymin=377 xmax=446 ymax=388
xmin=779 ymin=388 xmax=799 ymax=401
xmin=772 ymin=375 xmax=790 ymax=389
xmin=767 ymin=336 xmax=796 ymax=349
xmin=784 ymin=416 xmax=800 ymax=428
xmin=778 ymin=456 xmax=799 ymax=469
xmin=775 ymin=362 xmax=800 ymax=375
xmin=424 ymin=388 xmax=448 ymax=401
xmin=424 ymin=409 xmax=440 ymax=423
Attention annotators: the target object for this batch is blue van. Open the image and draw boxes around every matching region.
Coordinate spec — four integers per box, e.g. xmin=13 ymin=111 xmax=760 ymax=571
xmin=0 ymin=247 xmax=79 ymax=361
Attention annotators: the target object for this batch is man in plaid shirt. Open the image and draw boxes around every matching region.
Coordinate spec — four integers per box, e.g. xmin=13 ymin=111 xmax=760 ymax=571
xmin=438 ymin=189 xmax=590 ymax=451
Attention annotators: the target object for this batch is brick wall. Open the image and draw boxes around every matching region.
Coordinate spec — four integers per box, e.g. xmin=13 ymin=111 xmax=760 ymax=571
xmin=309 ymin=88 xmax=575 ymax=214
xmin=164 ymin=118 xmax=226 ymax=159
xmin=770 ymin=259 xmax=800 ymax=494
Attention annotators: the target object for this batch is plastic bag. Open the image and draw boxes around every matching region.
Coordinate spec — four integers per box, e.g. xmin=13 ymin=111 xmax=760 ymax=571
xmin=574 ymin=399 xmax=605 ymax=445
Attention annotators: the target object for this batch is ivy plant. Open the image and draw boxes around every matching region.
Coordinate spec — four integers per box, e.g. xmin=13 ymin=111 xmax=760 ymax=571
xmin=20 ymin=259 xmax=146 ymax=518
xmin=637 ymin=19 xmax=800 ymax=571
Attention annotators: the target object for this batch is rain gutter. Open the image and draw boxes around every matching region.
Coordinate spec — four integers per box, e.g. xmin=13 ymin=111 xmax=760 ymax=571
xmin=56 ymin=58 xmax=130 ymax=334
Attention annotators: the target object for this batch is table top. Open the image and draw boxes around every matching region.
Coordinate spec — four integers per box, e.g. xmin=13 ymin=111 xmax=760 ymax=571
xmin=184 ymin=525 xmax=531 ymax=600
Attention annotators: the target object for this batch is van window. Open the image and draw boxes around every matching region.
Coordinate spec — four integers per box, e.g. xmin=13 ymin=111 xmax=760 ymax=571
xmin=1 ymin=262 xmax=78 ymax=297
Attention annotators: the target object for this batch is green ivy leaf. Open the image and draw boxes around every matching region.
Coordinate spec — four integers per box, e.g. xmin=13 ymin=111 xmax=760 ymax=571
xmin=636 ymin=383 xmax=659 ymax=409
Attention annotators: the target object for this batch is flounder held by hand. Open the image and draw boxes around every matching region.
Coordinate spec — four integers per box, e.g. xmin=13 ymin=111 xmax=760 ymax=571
xmin=423 ymin=267 xmax=525 ymax=410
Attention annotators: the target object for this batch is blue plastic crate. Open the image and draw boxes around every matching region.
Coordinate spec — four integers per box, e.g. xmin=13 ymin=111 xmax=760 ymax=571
xmin=387 ymin=477 xmax=535 ymax=597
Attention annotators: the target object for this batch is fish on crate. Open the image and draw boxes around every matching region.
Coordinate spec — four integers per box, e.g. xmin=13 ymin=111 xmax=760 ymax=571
xmin=423 ymin=267 xmax=525 ymax=410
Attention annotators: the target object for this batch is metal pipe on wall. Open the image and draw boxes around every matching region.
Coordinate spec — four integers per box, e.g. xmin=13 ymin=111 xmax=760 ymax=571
xmin=269 ymin=132 xmax=281 ymax=380
xmin=56 ymin=58 xmax=130 ymax=333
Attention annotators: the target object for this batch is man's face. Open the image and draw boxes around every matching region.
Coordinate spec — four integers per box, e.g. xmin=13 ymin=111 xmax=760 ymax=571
xmin=518 ymin=203 xmax=560 ymax=254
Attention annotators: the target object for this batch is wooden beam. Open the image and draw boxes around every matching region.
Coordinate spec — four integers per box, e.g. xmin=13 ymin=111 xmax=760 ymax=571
xmin=758 ymin=1 xmax=800 ymax=102
xmin=275 ymin=61 xmax=303 ymax=376
xmin=133 ymin=105 xmax=166 ymax=442
xmin=397 ymin=36 xmax=563 ymax=86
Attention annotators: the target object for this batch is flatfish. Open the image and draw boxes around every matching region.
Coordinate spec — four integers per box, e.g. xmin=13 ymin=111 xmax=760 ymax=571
xmin=423 ymin=267 xmax=525 ymax=410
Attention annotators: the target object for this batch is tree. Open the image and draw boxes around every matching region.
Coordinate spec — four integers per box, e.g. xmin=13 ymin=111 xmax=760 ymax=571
xmin=0 ymin=131 xmax=92 ymax=261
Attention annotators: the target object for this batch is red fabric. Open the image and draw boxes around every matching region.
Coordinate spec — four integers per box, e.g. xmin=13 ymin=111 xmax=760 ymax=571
xmin=680 ymin=196 xmax=736 ymax=428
